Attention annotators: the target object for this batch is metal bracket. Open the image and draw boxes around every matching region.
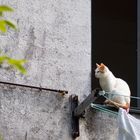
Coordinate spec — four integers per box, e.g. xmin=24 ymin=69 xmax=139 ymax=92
xmin=69 ymin=89 xmax=106 ymax=139
xmin=69 ymin=94 xmax=79 ymax=138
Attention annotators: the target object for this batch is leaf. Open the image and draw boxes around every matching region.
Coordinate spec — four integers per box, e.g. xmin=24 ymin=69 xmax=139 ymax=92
xmin=0 ymin=55 xmax=27 ymax=74
xmin=0 ymin=5 xmax=13 ymax=12
xmin=7 ymin=59 xmax=27 ymax=74
xmin=0 ymin=55 xmax=9 ymax=63
xmin=0 ymin=20 xmax=17 ymax=33
xmin=0 ymin=12 xmax=3 ymax=16
xmin=0 ymin=20 xmax=6 ymax=32
xmin=13 ymin=63 xmax=27 ymax=74
xmin=4 ymin=20 xmax=17 ymax=30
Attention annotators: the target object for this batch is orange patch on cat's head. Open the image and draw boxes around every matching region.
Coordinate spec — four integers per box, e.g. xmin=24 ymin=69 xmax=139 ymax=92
xmin=96 ymin=63 xmax=106 ymax=72
xmin=99 ymin=63 xmax=105 ymax=72
xmin=100 ymin=63 xmax=105 ymax=67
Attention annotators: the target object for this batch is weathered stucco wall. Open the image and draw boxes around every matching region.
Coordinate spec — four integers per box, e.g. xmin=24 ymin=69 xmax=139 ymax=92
xmin=0 ymin=84 xmax=118 ymax=140
xmin=0 ymin=85 xmax=71 ymax=140
xmin=0 ymin=0 xmax=119 ymax=140
xmin=0 ymin=0 xmax=91 ymax=98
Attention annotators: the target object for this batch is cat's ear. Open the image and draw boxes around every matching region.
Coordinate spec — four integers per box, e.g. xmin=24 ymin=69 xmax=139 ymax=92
xmin=96 ymin=63 xmax=100 ymax=68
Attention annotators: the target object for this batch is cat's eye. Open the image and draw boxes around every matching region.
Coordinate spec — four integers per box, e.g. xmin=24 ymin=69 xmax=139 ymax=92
xmin=97 ymin=71 xmax=100 ymax=73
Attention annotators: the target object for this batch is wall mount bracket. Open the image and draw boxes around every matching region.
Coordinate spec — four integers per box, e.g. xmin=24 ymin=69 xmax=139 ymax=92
xmin=69 ymin=89 xmax=106 ymax=139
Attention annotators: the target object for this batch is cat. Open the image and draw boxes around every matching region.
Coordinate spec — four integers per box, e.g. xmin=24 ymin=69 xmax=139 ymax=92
xmin=95 ymin=63 xmax=131 ymax=111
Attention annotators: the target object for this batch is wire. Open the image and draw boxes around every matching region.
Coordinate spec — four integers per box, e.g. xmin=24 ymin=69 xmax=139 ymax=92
xmin=98 ymin=90 xmax=140 ymax=100
xmin=0 ymin=81 xmax=68 ymax=94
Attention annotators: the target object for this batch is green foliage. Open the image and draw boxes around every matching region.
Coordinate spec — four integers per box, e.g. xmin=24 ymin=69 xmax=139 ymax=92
xmin=4 ymin=20 xmax=16 ymax=29
xmin=0 ymin=55 xmax=27 ymax=74
xmin=8 ymin=58 xmax=27 ymax=74
xmin=0 ymin=20 xmax=6 ymax=32
xmin=0 ymin=20 xmax=16 ymax=33
xmin=0 ymin=5 xmax=13 ymax=12
xmin=0 ymin=5 xmax=16 ymax=33
xmin=0 ymin=134 xmax=3 ymax=140
xmin=0 ymin=5 xmax=26 ymax=74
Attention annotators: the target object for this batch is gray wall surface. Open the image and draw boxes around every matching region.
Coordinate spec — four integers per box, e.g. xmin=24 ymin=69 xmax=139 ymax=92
xmin=0 ymin=0 xmax=91 ymax=98
xmin=0 ymin=84 xmax=118 ymax=140
xmin=0 ymin=0 xmax=119 ymax=140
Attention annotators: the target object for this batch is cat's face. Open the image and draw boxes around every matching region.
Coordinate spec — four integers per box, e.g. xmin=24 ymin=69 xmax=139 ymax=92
xmin=95 ymin=63 xmax=108 ymax=78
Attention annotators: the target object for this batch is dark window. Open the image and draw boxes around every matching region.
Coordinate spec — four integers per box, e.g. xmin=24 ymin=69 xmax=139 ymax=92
xmin=91 ymin=0 xmax=138 ymax=107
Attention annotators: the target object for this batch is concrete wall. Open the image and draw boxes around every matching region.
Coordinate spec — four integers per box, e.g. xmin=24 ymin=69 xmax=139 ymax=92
xmin=0 ymin=0 xmax=91 ymax=98
xmin=0 ymin=0 xmax=119 ymax=140
xmin=0 ymin=84 xmax=118 ymax=140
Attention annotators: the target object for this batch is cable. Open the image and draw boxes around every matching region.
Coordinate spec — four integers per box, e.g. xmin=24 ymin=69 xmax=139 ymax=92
xmin=0 ymin=81 xmax=68 ymax=94
xmin=98 ymin=90 xmax=140 ymax=100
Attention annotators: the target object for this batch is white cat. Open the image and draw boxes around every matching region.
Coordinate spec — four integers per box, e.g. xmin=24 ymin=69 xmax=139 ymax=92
xmin=95 ymin=63 xmax=131 ymax=111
